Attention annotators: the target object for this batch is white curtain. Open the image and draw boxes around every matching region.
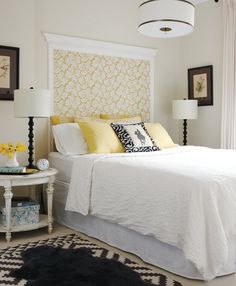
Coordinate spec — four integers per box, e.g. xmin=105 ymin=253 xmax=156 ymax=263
xmin=221 ymin=0 xmax=236 ymax=149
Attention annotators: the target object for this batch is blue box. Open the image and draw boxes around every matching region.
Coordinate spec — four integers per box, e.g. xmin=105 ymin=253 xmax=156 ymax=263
xmin=1 ymin=200 xmax=40 ymax=226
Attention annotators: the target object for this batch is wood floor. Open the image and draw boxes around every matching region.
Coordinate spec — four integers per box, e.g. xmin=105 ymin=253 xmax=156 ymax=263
xmin=0 ymin=224 xmax=235 ymax=286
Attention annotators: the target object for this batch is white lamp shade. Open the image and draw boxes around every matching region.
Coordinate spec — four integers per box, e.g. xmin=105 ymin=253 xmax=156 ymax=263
xmin=14 ymin=89 xmax=51 ymax=118
xmin=138 ymin=0 xmax=195 ymax=38
xmin=172 ymin=100 xmax=198 ymax=120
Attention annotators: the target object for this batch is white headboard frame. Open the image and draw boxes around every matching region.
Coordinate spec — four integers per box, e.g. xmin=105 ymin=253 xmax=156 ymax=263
xmin=44 ymin=32 xmax=157 ymax=122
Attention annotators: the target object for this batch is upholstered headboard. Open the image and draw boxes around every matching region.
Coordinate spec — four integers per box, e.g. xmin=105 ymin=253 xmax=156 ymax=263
xmin=44 ymin=33 xmax=157 ymax=121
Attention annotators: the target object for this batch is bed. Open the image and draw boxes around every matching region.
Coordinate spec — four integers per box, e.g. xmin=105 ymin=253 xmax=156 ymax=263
xmin=45 ymin=34 xmax=236 ymax=281
xmin=49 ymin=146 xmax=236 ymax=281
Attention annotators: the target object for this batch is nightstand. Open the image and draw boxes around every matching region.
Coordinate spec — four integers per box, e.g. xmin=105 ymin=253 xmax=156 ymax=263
xmin=0 ymin=168 xmax=58 ymax=242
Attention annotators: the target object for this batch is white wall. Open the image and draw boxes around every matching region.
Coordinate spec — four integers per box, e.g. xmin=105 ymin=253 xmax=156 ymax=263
xmin=0 ymin=0 xmax=50 ymax=167
xmin=0 ymin=0 xmax=35 ymax=166
xmin=179 ymin=1 xmax=223 ymax=148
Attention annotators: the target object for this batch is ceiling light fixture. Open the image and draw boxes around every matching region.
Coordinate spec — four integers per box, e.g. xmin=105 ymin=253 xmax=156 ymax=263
xmin=138 ymin=0 xmax=195 ymax=38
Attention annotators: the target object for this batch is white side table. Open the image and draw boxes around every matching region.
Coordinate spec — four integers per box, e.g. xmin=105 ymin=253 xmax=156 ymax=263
xmin=0 ymin=168 xmax=58 ymax=242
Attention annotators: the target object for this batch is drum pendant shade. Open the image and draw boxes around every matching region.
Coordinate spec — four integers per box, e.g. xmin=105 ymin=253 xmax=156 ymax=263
xmin=138 ymin=0 xmax=195 ymax=38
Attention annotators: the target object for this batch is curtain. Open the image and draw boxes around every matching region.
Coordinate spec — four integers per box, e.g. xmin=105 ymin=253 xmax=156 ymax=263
xmin=221 ymin=0 xmax=236 ymax=149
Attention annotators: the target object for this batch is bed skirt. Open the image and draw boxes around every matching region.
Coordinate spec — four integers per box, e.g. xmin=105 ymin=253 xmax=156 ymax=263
xmin=52 ymin=180 xmax=236 ymax=280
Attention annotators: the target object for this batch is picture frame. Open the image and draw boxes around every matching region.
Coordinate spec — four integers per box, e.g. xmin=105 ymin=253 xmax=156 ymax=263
xmin=0 ymin=45 xmax=19 ymax=101
xmin=188 ymin=65 xmax=213 ymax=106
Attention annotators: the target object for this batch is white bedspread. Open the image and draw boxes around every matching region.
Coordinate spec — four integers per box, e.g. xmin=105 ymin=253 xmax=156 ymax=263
xmin=65 ymin=146 xmax=236 ymax=280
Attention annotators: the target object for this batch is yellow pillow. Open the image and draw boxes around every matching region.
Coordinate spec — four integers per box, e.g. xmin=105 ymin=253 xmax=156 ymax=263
xmin=100 ymin=116 xmax=142 ymax=124
xmin=79 ymin=121 xmax=124 ymax=153
xmin=100 ymin=114 xmax=142 ymax=120
xmin=50 ymin=116 xmax=74 ymax=125
xmin=145 ymin=123 xmax=176 ymax=149
xmin=73 ymin=115 xmax=100 ymax=122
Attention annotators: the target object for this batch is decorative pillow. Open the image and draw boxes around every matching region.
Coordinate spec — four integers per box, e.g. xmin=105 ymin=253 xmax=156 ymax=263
xmin=100 ymin=116 xmax=142 ymax=124
xmin=52 ymin=123 xmax=87 ymax=155
xmin=50 ymin=116 xmax=74 ymax=125
xmin=100 ymin=114 xmax=142 ymax=120
xmin=145 ymin=123 xmax=176 ymax=149
xmin=73 ymin=115 xmax=100 ymax=123
xmin=111 ymin=122 xmax=160 ymax=153
xmin=78 ymin=121 xmax=124 ymax=153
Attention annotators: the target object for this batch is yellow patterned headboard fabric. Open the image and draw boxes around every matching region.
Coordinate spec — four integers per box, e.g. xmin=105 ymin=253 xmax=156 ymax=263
xmin=53 ymin=49 xmax=151 ymax=121
xmin=45 ymin=34 xmax=157 ymax=151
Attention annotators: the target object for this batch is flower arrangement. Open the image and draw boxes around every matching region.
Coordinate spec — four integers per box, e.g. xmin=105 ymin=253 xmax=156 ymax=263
xmin=0 ymin=142 xmax=27 ymax=158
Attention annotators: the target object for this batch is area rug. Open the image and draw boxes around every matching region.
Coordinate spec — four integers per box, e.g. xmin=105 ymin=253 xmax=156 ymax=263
xmin=0 ymin=233 xmax=183 ymax=286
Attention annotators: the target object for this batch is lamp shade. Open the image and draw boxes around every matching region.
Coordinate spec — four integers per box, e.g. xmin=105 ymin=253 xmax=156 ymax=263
xmin=138 ymin=0 xmax=195 ymax=38
xmin=14 ymin=89 xmax=51 ymax=118
xmin=172 ymin=100 xmax=198 ymax=120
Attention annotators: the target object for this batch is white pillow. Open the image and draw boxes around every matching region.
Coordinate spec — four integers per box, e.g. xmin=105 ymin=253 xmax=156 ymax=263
xmin=52 ymin=123 xmax=88 ymax=155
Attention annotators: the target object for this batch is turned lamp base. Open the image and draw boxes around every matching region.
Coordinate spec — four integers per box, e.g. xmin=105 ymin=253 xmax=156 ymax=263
xmin=27 ymin=116 xmax=37 ymax=169
xmin=183 ymin=119 xmax=187 ymax=146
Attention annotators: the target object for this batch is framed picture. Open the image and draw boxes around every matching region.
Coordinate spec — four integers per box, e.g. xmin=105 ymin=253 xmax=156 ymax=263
xmin=0 ymin=45 xmax=19 ymax=101
xmin=188 ymin=65 xmax=213 ymax=106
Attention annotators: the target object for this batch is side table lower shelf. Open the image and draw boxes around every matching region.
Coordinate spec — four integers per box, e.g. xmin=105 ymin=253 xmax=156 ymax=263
xmin=0 ymin=168 xmax=58 ymax=242
xmin=0 ymin=214 xmax=52 ymax=233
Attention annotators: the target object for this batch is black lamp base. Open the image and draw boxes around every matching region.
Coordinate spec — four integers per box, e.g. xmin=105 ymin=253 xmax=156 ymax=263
xmin=27 ymin=164 xmax=37 ymax=170
xmin=183 ymin=119 xmax=187 ymax=146
xmin=27 ymin=116 xmax=36 ymax=169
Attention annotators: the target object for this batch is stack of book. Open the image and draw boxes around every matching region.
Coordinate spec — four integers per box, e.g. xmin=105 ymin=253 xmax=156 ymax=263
xmin=0 ymin=166 xmax=27 ymax=174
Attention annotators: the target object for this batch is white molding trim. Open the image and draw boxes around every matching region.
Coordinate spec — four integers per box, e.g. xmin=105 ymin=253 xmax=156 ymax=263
xmin=43 ymin=32 xmax=157 ymax=121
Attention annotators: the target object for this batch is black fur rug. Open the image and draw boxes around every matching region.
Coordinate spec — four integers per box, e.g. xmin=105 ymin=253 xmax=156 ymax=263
xmin=11 ymin=245 xmax=155 ymax=286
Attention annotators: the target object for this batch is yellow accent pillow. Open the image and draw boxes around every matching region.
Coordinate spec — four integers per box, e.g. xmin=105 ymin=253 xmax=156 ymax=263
xmin=100 ymin=116 xmax=142 ymax=124
xmin=78 ymin=121 xmax=124 ymax=153
xmin=50 ymin=116 xmax=74 ymax=125
xmin=145 ymin=123 xmax=176 ymax=149
xmin=73 ymin=115 xmax=100 ymax=122
xmin=100 ymin=114 xmax=142 ymax=120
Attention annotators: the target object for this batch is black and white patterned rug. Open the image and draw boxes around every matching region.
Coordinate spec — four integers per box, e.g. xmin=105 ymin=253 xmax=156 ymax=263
xmin=0 ymin=233 xmax=183 ymax=286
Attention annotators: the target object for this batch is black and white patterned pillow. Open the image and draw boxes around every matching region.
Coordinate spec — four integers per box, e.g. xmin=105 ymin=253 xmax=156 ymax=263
xmin=111 ymin=122 xmax=160 ymax=152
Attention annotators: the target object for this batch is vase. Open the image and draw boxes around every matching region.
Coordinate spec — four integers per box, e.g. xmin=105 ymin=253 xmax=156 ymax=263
xmin=6 ymin=153 xmax=19 ymax=167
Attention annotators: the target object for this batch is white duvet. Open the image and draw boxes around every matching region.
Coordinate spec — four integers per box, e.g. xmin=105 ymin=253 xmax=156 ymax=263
xmin=65 ymin=146 xmax=236 ymax=280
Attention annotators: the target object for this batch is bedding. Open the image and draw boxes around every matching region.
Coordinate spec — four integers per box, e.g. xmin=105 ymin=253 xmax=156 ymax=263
xmin=52 ymin=123 xmax=87 ymax=155
xmin=100 ymin=114 xmax=142 ymax=120
xmin=79 ymin=121 xmax=125 ymax=153
xmin=49 ymin=152 xmax=79 ymax=183
xmin=145 ymin=123 xmax=176 ymax=149
xmin=111 ymin=122 xmax=160 ymax=152
xmin=73 ymin=115 xmax=100 ymax=122
xmin=50 ymin=115 xmax=74 ymax=125
xmin=51 ymin=116 xmax=144 ymax=154
xmin=65 ymin=146 xmax=236 ymax=280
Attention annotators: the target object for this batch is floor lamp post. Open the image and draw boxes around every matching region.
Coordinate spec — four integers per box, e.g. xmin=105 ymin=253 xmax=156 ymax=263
xmin=172 ymin=99 xmax=198 ymax=146
xmin=14 ymin=89 xmax=51 ymax=169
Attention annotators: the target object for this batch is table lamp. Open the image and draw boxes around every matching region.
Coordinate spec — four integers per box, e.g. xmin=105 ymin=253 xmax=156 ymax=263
xmin=172 ymin=99 xmax=198 ymax=145
xmin=14 ymin=88 xmax=51 ymax=168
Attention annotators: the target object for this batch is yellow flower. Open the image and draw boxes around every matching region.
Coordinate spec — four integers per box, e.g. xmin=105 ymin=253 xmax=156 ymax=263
xmin=0 ymin=142 xmax=27 ymax=158
xmin=15 ymin=142 xmax=27 ymax=152
xmin=0 ymin=144 xmax=7 ymax=155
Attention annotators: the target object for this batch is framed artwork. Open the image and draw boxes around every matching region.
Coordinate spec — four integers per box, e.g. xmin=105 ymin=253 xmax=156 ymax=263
xmin=0 ymin=45 xmax=19 ymax=101
xmin=188 ymin=65 xmax=213 ymax=106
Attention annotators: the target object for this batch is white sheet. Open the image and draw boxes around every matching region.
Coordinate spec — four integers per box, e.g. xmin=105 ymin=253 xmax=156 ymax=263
xmin=49 ymin=152 xmax=81 ymax=183
xmin=65 ymin=146 xmax=236 ymax=280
